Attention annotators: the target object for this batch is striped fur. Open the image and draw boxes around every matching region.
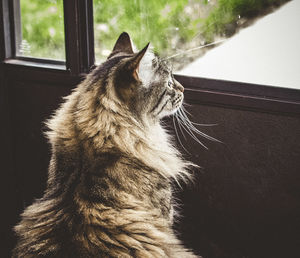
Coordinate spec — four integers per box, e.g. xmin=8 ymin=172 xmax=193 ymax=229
xmin=13 ymin=32 xmax=198 ymax=257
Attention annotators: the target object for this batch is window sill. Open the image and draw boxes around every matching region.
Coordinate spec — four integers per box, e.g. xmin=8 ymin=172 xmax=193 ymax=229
xmin=2 ymin=58 xmax=83 ymax=86
xmin=175 ymin=74 xmax=300 ymax=117
xmin=4 ymin=58 xmax=66 ymax=70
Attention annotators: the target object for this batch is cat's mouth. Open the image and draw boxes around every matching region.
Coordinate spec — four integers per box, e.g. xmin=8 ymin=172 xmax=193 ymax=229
xmin=173 ymin=94 xmax=183 ymax=108
xmin=171 ymin=94 xmax=184 ymax=113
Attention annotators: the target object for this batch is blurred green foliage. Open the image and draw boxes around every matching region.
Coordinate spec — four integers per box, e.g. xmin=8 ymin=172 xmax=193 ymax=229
xmin=20 ymin=0 xmax=65 ymax=59
xmin=19 ymin=0 xmax=288 ymax=61
xmin=93 ymin=0 xmax=202 ymax=61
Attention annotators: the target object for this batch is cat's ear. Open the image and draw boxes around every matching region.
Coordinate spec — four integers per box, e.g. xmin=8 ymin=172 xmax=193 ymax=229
xmin=126 ymin=42 xmax=150 ymax=81
xmin=111 ymin=32 xmax=134 ymax=55
xmin=115 ymin=43 xmax=150 ymax=102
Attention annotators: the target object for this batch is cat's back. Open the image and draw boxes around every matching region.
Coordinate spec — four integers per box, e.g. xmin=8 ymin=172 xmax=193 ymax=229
xmin=13 ymin=149 xmax=173 ymax=257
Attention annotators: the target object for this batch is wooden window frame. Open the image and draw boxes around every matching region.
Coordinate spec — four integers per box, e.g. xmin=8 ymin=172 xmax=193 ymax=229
xmin=1 ymin=0 xmax=299 ymax=116
xmin=0 ymin=0 xmax=94 ymax=80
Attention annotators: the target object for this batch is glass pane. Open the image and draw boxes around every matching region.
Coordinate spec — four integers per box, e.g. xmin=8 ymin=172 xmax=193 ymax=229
xmin=17 ymin=0 xmax=65 ymax=60
xmin=93 ymin=0 xmax=299 ymax=89
xmin=93 ymin=0 xmax=208 ymax=65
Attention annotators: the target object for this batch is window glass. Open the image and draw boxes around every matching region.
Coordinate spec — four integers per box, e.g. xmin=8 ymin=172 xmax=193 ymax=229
xmin=93 ymin=0 xmax=299 ymax=89
xmin=93 ymin=0 xmax=210 ymax=66
xmin=17 ymin=0 xmax=65 ymax=60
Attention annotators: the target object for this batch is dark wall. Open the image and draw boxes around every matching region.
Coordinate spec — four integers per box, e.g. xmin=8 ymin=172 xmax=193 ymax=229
xmin=7 ymin=81 xmax=72 ymax=206
xmin=2 ymin=75 xmax=73 ymax=257
xmin=0 ymin=65 xmax=21 ymax=257
xmin=2 ymin=75 xmax=300 ymax=258
xmin=173 ymin=104 xmax=300 ymax=258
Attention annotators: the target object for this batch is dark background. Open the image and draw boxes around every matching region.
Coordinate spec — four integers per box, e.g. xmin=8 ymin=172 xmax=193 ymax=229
xmin=1 ymin=0 xmax=300 ymax=257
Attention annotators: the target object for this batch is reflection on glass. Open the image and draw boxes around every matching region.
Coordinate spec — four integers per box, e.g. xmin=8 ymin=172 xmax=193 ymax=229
xmin=93 ymin=0 xmax=216 ymax=68
xmin=93 ymin=0 xmax=299 ymax=89
xmin=178 ymin=0 xmax=300 ymax=89
xmin=17 ymin=0 xmax=65 ymax=60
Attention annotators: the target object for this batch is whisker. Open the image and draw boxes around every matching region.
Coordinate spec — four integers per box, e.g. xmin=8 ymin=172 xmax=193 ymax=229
xmin=179 ymin=118 xmax=209 ymax=150
xmin=175 ymin=113 xmax=187 ymax=141
xmin=178 ymin=108 xmax=221 ymax=143
xmin=180 ymin=105 xmax=193 ymax=117
xmin=164 ymin=39 xmax=226 ymax=60
xmin=180 ymin=106 xmax=219 ymax=127
xmin=172 ymin=115 xmax=191 ymax=154
xmin=182 ymin=102 xmax=192 ymax=107
xmin=187 ymin=120 xmax=218 ymax=127
xmin=176 ymin=110 xmax=209 ymax=149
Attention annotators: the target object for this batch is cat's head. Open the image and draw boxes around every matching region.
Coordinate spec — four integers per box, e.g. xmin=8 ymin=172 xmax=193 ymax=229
xmin=90 ymin=32 xmax=184 ymax=122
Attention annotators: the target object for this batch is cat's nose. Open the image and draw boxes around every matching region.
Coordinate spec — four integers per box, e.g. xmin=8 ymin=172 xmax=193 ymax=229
xmin=178 ymin=85 xmax=184 ymax=92
xmin=175 ymin=82 xmax=184 ymax=93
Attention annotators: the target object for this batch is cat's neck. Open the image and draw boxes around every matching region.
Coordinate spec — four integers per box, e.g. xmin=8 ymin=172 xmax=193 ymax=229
xmin=47 ymin=91 xmax=193 ymax=181
xmin=95 ymin=113 xmax=192 ymax=180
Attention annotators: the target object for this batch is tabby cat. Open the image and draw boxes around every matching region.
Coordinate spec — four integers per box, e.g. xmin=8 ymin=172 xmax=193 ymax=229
xmin=13 ymin=32 xmax=198 ymax=257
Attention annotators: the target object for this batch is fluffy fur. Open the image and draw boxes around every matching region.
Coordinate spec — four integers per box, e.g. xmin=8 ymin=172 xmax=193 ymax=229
xmin=13 ymin=32 xmax=198 ymax=257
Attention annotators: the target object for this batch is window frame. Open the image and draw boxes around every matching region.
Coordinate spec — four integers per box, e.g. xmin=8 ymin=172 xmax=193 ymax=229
xmin=0 ymin=0 xmax=299 ymax=116
xmin=1 ymin=0 xmax=94 ymax=75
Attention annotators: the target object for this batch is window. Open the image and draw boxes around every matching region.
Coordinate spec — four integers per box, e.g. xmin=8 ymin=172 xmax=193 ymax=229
xmin=16 ymin=0 xmax=65 ymax=60
xmin=93 ymin=0 xmax=207 ymax=66
xmin=1 ymin=0 xmax=299 ymax=115
xmin=177 ymin=0 xmax=300 ymax=90
xmin=93 ymin=0 xmax=299 ymax=90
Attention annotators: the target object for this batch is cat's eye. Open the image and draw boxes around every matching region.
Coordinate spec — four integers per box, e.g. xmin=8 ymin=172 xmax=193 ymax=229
xmin=168 ymin=81 xmax=173 ymax=88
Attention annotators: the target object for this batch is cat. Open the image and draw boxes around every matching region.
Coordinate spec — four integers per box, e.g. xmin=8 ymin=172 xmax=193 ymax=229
xmin=13 ymin=32 xmax=198 ymax=258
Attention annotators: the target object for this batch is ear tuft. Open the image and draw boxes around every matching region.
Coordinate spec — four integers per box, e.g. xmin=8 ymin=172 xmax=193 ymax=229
xmin=128 ymin=43 xmax=150 ymax=69
xmin=127 ymin=43 xmax=150 ymax=81
xmin=112 ymin=32 xmax=134 ymax=55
